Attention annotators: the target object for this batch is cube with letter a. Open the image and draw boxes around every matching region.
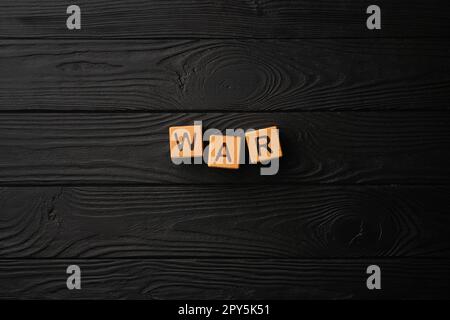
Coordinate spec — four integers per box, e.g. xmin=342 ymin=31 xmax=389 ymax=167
xmin=245 ymin=126 xmax=282 ymax=164
xmin=169 ymin=124 xmax=203 ymax=160
xmin=207 ymin=135 xmax=242 ymax=169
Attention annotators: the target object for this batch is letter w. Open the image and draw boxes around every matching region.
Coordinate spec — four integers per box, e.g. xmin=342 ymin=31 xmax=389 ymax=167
xmin=175 ymin=132 xmax=197 ymax=152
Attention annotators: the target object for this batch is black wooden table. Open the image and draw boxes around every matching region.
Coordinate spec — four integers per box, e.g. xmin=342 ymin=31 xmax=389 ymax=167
xmin=0 ymin=0 xmax=449 ymax=299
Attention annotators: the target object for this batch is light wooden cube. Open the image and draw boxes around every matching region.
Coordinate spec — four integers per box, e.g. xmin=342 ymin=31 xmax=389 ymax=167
xmin=245 ymin=126 xmax=282 ymax=164
xmin=207 ymin=135 xmax=242 ymax=169
xmin=169 ymin=124 xmax=203 ymax=159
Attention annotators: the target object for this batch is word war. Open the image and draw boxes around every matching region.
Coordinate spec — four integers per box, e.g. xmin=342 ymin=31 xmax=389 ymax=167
xmin=169 ymin=121 xmax=282 ymax=175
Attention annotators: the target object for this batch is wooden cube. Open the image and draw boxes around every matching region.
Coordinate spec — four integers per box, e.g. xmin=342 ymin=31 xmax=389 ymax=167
xmin=207 ymin=135 xmax=242 ymax=169
xmin=169 ymin=124 xmax=203 ymax=159
xmin=245 ymin=126 xmax=282 ymax=164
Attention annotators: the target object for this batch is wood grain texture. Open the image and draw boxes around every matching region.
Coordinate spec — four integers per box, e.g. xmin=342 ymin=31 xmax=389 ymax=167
xmin=0 ymin=112 xmax=449 ymax=185
xmin=1 ymin=186 xmax=449 ymax=258
xmin=1 ymin=39 xmax=450 ymax=111
xmin=0 ymin=0 xmax=449 ymax=38
xmin=2 ymin=0 xmax=449 ymax=302
xmin=1 ymin=258 xmax=449 ymax=299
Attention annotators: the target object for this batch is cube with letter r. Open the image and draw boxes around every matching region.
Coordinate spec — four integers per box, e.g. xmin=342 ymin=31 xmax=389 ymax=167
xmin=245 ymin=126 xmax=282 ymax=164
xmin=207 ymin=135 xmax=242 ymax=169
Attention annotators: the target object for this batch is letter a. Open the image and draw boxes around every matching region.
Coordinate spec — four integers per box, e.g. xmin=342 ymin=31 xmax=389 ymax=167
xmin=66 ymin=5 xmax=81 ymax=30
xmin=366 ymin=265 xmax=381 ymax=290
xmin=366 ymin=5 xmax=381 ymax=30
xmin=245 ymin=126 xmax=282 ymax=164
xmin=207 ymin=135 xmax=241 ymax=169
xmin=66 ymin=265 xmax=81 ymax=290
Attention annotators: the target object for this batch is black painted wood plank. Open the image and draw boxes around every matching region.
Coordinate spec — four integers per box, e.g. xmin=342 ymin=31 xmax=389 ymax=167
xmin=1 ymin=186 xmax=449 ymax=258
xmin=0 ymin=112 xmax=449 ymax=185
xmin=1 ymin=0 xmax=449 ymax=38
xmin=1 ymin=258 xmax=449 ymax=299
xmin=1 ymin=39 xmax=449 ymax=111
